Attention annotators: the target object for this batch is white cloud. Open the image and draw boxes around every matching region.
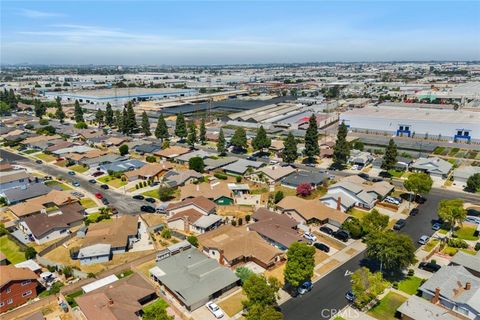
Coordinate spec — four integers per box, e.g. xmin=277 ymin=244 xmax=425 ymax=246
xmin=18 ymin=9 xmax=65 ymax=18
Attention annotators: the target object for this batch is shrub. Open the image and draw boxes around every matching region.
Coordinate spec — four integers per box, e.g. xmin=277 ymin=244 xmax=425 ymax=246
xmin=245 ymin=215 xmax=251 ymax=223
xmin=119 ymin=144 xmax=129 ymax=156
xmin=231 ymin=220 xmax=237 ymax=226
xmin=39 ymin=119 xmax=49 ymax=125
xmin=296 ymin=182 xmax=312 ymax=197
xmin=187 ymin=235 xmax=198 ymax=247
xmin=236 ymin=176 xmax=242 ymax=183
xmin=475 ymin=242 xmax=480 ymax=251
xmin=24 ymin=247 xmax=37 ymax=260
xmin=408 ymin=269 xmax=414 ymax=276
xmin=146 ymin=156 xmax=157 ymax=163
xmin=448 ymin=238 xmax=469 ymax=249
xmin=214 ymin=172 xmax=228 ymax=180
xmin=189 ymin=157 xmax=205 ymax=173
xmin=238 ymin=217 xmax=243 ymax=226
xmin=273 ymin=191 xmax=284 ymax=204
xmin=161 ymin=228 xmax=171 ymax=239
xmin=341 ymin=218 xmax=364 ymax=239
xmin=158 ymin=186 xmax=175 ymax=201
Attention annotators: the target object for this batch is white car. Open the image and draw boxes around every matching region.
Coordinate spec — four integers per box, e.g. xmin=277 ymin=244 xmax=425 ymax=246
xmin=418 ymin=235 xmax=430 ymax=245
xmin=303 ymin=232 xmax=317 ymax=242
xmin=206 ymin=302 xmax=224 ymax=319
xmin=385 ymin=196 xmax=400 ymax=205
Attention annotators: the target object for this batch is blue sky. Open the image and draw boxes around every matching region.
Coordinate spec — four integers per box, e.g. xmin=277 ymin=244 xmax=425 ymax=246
xmin=1 ymin=1 xmax=479 ymax=65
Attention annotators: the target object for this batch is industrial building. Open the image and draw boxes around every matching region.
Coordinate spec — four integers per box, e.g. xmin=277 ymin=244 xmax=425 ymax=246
xmin=340 ymin=106 xmax=480 ymax=142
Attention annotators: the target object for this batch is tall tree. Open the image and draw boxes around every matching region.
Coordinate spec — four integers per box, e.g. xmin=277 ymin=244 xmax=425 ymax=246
xmin=34 ymin=99 xmax=46 ymax=118
xmin=242 ymin=274 xmax=280 ymax=309
xmin=155 ymin=114 xmax=169 ymax=141
xmin=114 ymin=110 xmax=122 ymax=129
xmin=438 ymin=199 xmax=467 ymax=233
xmin=121 ymin=107 xmax=129 ymax=134
xmin=95 ymin=109 xmax=104 ymax=126
xmin=245 ymin=305 xmax=283 ymax=320
xmin=175 ymin=113 xmax=187 ymax=140
xmin=230 ymin=127 xmax=248 ymax=151
xmin=187 ymin=121 xmax=197 ymax=147
xmin=284 ymin=242 xmax=315 ymax=287
xmin=217 ymin=128 xmax=226 ymax=155
xmin=199 ymin=118 xmax=207 ymax=145
xmin=382 ymin=139 xmax=398 ymax=171
xmin=55 ymin=96 xmax=65 ymax=123
xmin=105 ymin=103 xmax=114 ymax=126
xmin=365 ymin=231 xmax=416 ymax=272
xmin=74 ymin=100 xmax=84 ymax=123
xmin=403 ymin=172 xmax=433 ymax=203
xmin=332 ymin=121 xmax=350 ymax=168
xmin=465 ymin=173 xmax=480 ymax=193
xmin=252 ymin=126 xmax=271 ymax=152
xmin=141 ymin=111 xmax=151 ymax=136
xmin=361 ymin=209 xmax=389 ymax=234
xmin=304 ymin=114 xmax=319 ymax=162
xmin=125 ymin=101 xmax=138 ymax=134
xmin=282 ymin=132 xmax=298 ymax=163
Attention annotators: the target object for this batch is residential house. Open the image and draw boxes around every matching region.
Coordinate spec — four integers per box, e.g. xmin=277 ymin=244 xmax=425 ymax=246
xmin=1 ymin=183 xmax=52 ymax=205
xmin=453 ymin=166 xmax=480 ymax=188
xmin=166 ymin=196 xmax=217 ymax=217
xmin=167 ymin=196 xmax=221 ymax=234
xmin=0 ymin=170 xmax=31 ymax=192
xmin=248 ymin=208 xmax=303 ymax=250
xmin=14 ymin=260 xmax=42 ymax=274
xmin=397 ymin=295 xmax=459 ymax=320
xmin=78 ymin=244 xmax=112 ymax=265
xmin=198 ymin=224 xmax=284 ymax=269
xmin=221 ymin=159 xmax=264 ymax=176
xmin=75 ymin=272 xmax=157 ymax=320
xmin=348 ymin=149 xmax=374 ymax=168
xmin=281 ymin=170 xmax=326 ymax=189
xmin=372 ymin=156 xmax=413 ymax=171
xmin=269 ymin=139 xmax=284 ymax=154
xmin=45 ymin=140 xmax=74 ymax=153
xmin=251 ymin=165 xmax=296 ymax=184
xmin=419 ymin=265 xmax=480 ymax=319
xmin=204 ymin=157 xmax=238 ymax=172
xmin=154 ymin=146 xmax=190 ymax=160
xmin=20 ymin=135 xmax=63 ymax=151
xmin=52 ymin=145 xmax=94 ymax=157
xmin=174 ymin=149 xmax=216 ymax=164
xmin=19 ymin=202 xmax=84 ymax=244
xmin=410 ymin=157 xmax=453 ymax=178
xmin=180 ymin=181 xmax=234 ymax=205
xmin=0 ymin=265 xmax=38 ymax=313
xmin=149 ymin=247 xmax=239 ymax=311
xmin=123 ymin=162 xmax=173 ymax=182
xmin=134 ymin=143 xmax=162 ymax=155
xmin=80 ymin=154 xmax=127 ymax=169
xmin=277 ymin=196 xmax=350 ymax=227
xmin=8 ymin=190 xmax=78 ymax=218
xmin=99 ymin=159 xmax=145 ymax=173
xmin=450 ymin=251 xmax=480 ymax=278
xmin=163 ymin=169 xmax=203 ymax=187
xmin=103 ymin=136 xmax=127 ymax=147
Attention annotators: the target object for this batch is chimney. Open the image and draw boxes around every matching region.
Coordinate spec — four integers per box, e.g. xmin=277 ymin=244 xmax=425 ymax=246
xmin=465 ymin=282 xmax=471 ymax=290
xmin=431 ymin=288 xmax=440 ymax=304
xmin=108 ymin=299 xmax=114 ymax=306
xmin=336 ymin=196 xmax=342 ymax=211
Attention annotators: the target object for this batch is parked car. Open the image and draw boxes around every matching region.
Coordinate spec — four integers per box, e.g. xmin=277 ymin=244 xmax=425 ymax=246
xmin=385 ymin=196 xmax=400 ymax=205
xmin=409 ymin=208 xmax=419 ymax=216
xmin=345 ymin=291 xmax=356 ymax=303
xmin=313 ymin=242 xmax=330 ymax=253
xmin=68 ymin=171 xmax=76 ymax=175
xmin=432 ymin=223 xmax=442 ymax=231
xmin=393 ymin=219 xmax=406 ymax=230
xmin=100 ymin=184 xmax=109 ymax=190
xmin=101 ymin=198 xmax=109 ymax=205
xmin=297 ymin=281 xmax=313 ymax=295
xmin=418 ymin=235 xmax=429 ymax=245
xmin=371 ymin=177 xmax=383 ymax=182
xmin=141 ymin=205 xmax=156 ymax=213
xmin=88 ymin=179 xmax=96 ymax=184
xmin=467 ymin=208 xmax=480 ymax=217
xmin=72 ymin=181 xmax=80 ymax=187
xmin=414 ymin=195 xmax=427 ymax=204
xmin=95 ymin=193 xmax=103 ymax=199
xmin=206 ymin=302 xmax=224 ymax=319
xmin=133 ymin=195 xmax=145 ymax=200
xmin=305 ymin=163 xmax=316 ymax=167
xmin=92 ymin=171 xmax=104 ymax=177
xmin=246 ymin=156 xmax=257 ymax=161
xmin=43 ymin=175 xmax=53 ymax=180
xmin=35 ymin=160 xmax=43 ymax=164
xmin=319 ymin=226 xmax=334 ymax=235
xmin=465 ymin=216 xmax=480 ymax=225
xmin=358 ymin=173 xmax=369 ymax=180
xmin=145 ymin=197 xmax=156 ymax=203
xmin=419 ymin=262 xmax=441 ymax=273
xmin=333 ymin=230 xmax=349 ymax=242
xmin=109 ymin=207 xmax=118 ymax=215
xmin=71 ymin=191 xmax=84 ymax=198
xmin=303 ymin=232 xmax=317 ymax=242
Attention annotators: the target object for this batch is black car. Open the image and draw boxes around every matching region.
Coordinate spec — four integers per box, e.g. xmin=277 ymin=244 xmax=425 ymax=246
xmin=319 ymin=226 xmax=333 ymax=235
xmin=313 ymin=242 xmax=330 ymax=253
xmin=133 ymin=195 xmax=145 ymax=200
xmin=35 ymin=160 xmax=43 ymax=164
xmin=246 ymin=156 xmax=257 ymax=161
xmin=140 ymin=205 xmax=155 ymax=213
xmin=393 ymin=219 xmax=406 ymax=230
xmin=333 ymin=230 xmax=349 ymax=242
xmin=409 ymin=208 xmax=419 ymax=216
xmin=88 ymin=179 xmax=96 ymax=184
xmin=145 ymin=197 xmax=156 ymax=203
xmin=415 ymin=195 xmax=427 ymax=204
xmin=101 ymin=198 xmax=110 ymax=205
xmin=371 ymin=177 xmax=383 ymax=182
xmin=358 ymin=173 xmax=369 ymax=180
xmin=419 ymin=262 xmax=441 ymax=273
xmin=100 ymin=184 xmax=109 ymax=190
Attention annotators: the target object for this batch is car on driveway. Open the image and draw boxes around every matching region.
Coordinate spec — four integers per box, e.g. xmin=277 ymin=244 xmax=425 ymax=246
xmin=465 ymin=216 xmax=480 ymax=225
xmin=145 ymin=197 xmax=156 ymax=203
xmin=68 ymin=171 xmax=76 ymax=175
xmin=35 ymin=160 xmax=43 ymax=164
xmin=385 ymin=196 xmax=400 ymax=205
xmin=333 ymin=230 xmax=349 ymax=242
xmin=206 ymin=302 xmax=224 ymax=319
xmin=100 ymin=184 xmax=109 ymax=190
xmin=303 ymin=232 xmax=317 ymax=242
xmin=358 ymin=173 xmax=369 ymax=180
xmin=432 ymin=223 xmax=442 ymax=231
xmin=313 ymin=242 xmax=330 ymax=253
xmin=88 ymin=179 xmax=96 ymax=184
xmin=418 ymin=235 xmax=429 ymax=245
xmin=393 ymin=219 xmax=406 ymax=230
xmin=297 ymin=281 xmax=313 ymax=295
xmin=345 ymin=291 xmax=355 ymax=303
xmin=319 ymin=226 xmax=333 ymax=235
xmin=71 ymin=191 xmax=84 ymax=198
xmin=140 ymin=205 xmax=156 ymax=213
xmin=95 ymin=193 xmax=103 ymax=199
xmin=133 ymin=195 xmax=145 ymax=200
xmin=409 ymin=208 xmax=419 ymax=216
xmin=419 ymin=262 xmax=441 ymax=273
xmin=92 ymin=171 xmax=104 ymax=177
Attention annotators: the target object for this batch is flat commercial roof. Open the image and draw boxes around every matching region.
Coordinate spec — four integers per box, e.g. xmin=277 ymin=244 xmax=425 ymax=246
xmin=45 ymin=88 xmax=196 ymax=100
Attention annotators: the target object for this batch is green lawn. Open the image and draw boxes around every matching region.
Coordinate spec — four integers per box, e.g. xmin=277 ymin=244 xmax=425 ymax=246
xmin=387 ymin=169 xmax=404 ymax=178
xmin=69 ymin=164 xmax=89 ymax=173
xmin=422 ymin=239 xmax=439 ymax=252
xmin=142 ymin=298 xmax=169 ymax=314
xmin=35 ymin=152 xmax=57 ymax=162
xmin=116 ymin=269 xmax=134 ymax=279
xmin=348 ymin=208 xmax=369 ymax=220
xmin=0 ymin=236 xmax=26 ymax=264
xmin=442 ymin=246 xmax=458 ymax=256
xmin=397 ymin=276 xmax=424 ymax=295
xmin=45 ymin=180 xmax=72 ymax=190
xmin=84 ymin=212 xmax=111 ymax=224
xmin=80 ymin=198 xmax=97 ymax=209
xmin=97 ymin=175 xmax=127 ymax=188
xmin=459 ymin=248 xmax=478 ymax=255
xmin=368 ymin=292 xmax=407 ymax=320
xmin=23 ymin=149 xmax=39 ymax=154
xmin=454 ymin=226 xmax=479 ymax=241
xmin=65 ymin=290 xmax=83 ymax=307
xmin=142 ymin=189 xmax=160 ymax=199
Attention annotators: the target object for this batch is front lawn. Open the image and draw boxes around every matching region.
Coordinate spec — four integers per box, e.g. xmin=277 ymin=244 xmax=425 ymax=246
xmin=218 ymin=291 xmax=246 ymax=317
xmin=35 ymin=153 xmax=57 ymax=162
xmin=387 ymin=169 xmax=404 ymax=178
xmin=97 ymin=175 xmax=127 ymax=188
xmin=454 ymin=226 xmax=479 ymax=241
xmin=69 ymin=164 xmax=89 ymax=173
xmin=142 ymin=189 xmax=160 ymax=199
xmin=45 ymin=180 xmax=72 ymax=190
xmin=0 ymin=236 xmax=26 ymax=264
xmin=397 ymin=276 xmax=424 ymax=295
xmin=23 ymin=149 xmax=39 ymax=154
xmin=422 ymin=239 xmax=439 ymax=252
xmin=79 ymin=198 xmax=97 ymax=209
xmin=368 ymin=292 xmax=407 ymax=320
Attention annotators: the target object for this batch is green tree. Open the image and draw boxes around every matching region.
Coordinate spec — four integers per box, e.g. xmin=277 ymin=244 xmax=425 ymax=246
xmin=74 ymin=100 xmax=84 ymax=123
xmin=95 ymin=109 xmax=104 ymax=126
xmin=382 ymin=139 xmax=398 ymax=171
xmin=141 ymin=111 xmax=151 ymax=136
xmin=0 ymin=101 xmax=11 ymax=116
xmin=161 ymin=228 xmax=171 ymax=239
xmin=187 ymin=235 xmax=198 ymax=247
xmin=143 ymin=300 xmax=173 ymax=320
xmin=243 ymin=274 xmax=280 ymax=309
xmin=273 ymin=191 xmax=284 ymax=204
xmin=252 ymin=126 xmax=271 ymax=152
xmin=34 ymin=100 xmax=46 ymax=118
xmin=105 ymin=103 xmax=114 ymax=126
xmin=332 ymin=121 xmax=350 ymax=169
xmin=361 ymin=209 xmax=389 ymax=234
xmin=231 ymin=127 xmax=248 ymax=151
xmin=155 ymin=113 xmax=169 ymax=141
xmin=114 ymin=110 xmax=122 ymax=128
xmin=74 ymin=122 xmax=88 ymax=129
xmin=158 ymin=186 xmax=175 ymax=201
xmin=187 ymin=121 xmax=197 ymax=147
xmin=304 ymin=114 xmax=319 ymax=162
xmin=55 ymin=96 xmax=65 ymax=122
xmin=351 ymin=267 xmax=388 ymax=308
xmin=119 ymin=144 xmax=129 ymax=156
xmin=188 ymin=157 xmax=204 ymax=173
xmin=24 ymin=247 xmax=37 ymax=260
xmin=175 ymin=113 xmax=187 ymax=140
xmin=217 ymin=128 xmax=226 ymax=155
xmin=125 ymin=101 xmax=138 ymax=134
xmin=121 ymin=107 xmax=129 ymax=134
xmin=341 ymin=218 xmax=364 ymax=239
xmin=245 ymin=305 xmax=283 ymax=320
xmin=284 ymin=242 xmax=315 ymax=287
xmin=465 ymin=173 xmax=480 ymax=193
xmin=365 ymin=231 xmax=416 ymax=272
xmin=403 ymin=172 xmax=433 ymax=203
xmin=438 ymin=199 xmax=467 ymax=233
xmin=282 ymin=132 xmax=298 ymax=163
xmin=236 ymin=266 xmax=255 ymax=283
xmin=199 ymin=118 xmax=207 ymax=145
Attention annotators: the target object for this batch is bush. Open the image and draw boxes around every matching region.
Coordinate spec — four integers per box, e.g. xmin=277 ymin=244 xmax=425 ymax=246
xmin=408 ymin=269 xmax=414 ymax=276
xmin=189 ymin=157 xmax=205 ymax=173
xmin=245 ymin=215 xmax=251 ymax=223
xmin=187 ymin=235 xmax=198 ymax=247
xmin=236 ymin=176 xmax=242 ymax=183
xmin=231 ymin=220 xmax=237 ymax=226
xmin=158 ymin=186 xmax=175 ymax=201
xmin=475 ymin=242 xmax=480 ymax=251
xmin=24 ymin=247 xmax=37 ymax=260
xmin=296 ymin=182 xmax=312 ymax=197
xmin=39 ymin=119 xmax=49 ymax=125
xmin=119 ymin=144 xmax=129 ymax=156
xmin=448 ymin=238 xmax=469 ymax=249
xmin=146 ymin=155 xmax=157 ymax=163
xmin=273 ymin=191 xmax=284 ymax=204
xmin=238 ymin=217 xmax=243 ymax=226
xmin=161 ymin=228 xmax=171 ymax=239
xmin=214 ymin=172 xmax=228 ymax=180
xmin=341 ymin=218 xmax=364 ymax=239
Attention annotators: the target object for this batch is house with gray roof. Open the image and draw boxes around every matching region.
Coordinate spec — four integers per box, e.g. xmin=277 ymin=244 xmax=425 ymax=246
xmin=221 ymin=159 xmax=264 ymax=176
xmin=450 ymin=251 xmax=480 ymax=278
xmin=174 ymin=150 xmax=216 ymax=164
xmin=372 ymin=156 xmax=413 ymax=171
xmin=134 ymin=143 xmax=162 ymax=155
xmin=164 ymin=170 xmax=203 ymax=187
xmin=78 ymin=244 xmax=112 ymax=265
xmin=204 ymin=157 xmax=239 ymax=171
xmin=149 ymin=247 xmax=239 ymax=311
xmin=397 ymin=295 xmax=458 ymax=320
xmin=453 ymin=166 xmax=480 ymax=187
xmin=1 ymin=183 xmax=52 ymax=204
xmin=411 ymin=157 xmax=453 ymax=178
xmin=348 ymin=149 xmax=374 ymax=168
xmin=281 ymin=170 xmax=326 ymax=189
xmin=419 ymin=265 xmax=480 ymax=319
xmin=80 ymin=154 xmax=127 ymax=168
xmin=100 ymin=159 xmax=146 ymax=173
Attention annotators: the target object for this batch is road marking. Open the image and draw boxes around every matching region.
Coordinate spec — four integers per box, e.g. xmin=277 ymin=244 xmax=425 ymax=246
xmin=344 ymin=270 xmax=353 ymax=277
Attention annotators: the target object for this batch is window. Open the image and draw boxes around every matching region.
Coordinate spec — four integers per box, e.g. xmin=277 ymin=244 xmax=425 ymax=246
xmin=7 ymin=299 xmax=13 ymax=305
xmin=22 ymin=290 xmax=32 ymax=297
xmin=21 ymin=280 xmax=31 ymax=286
xmin=6 ymin=288 xmax=11 ymax=293
xmin=399 ymin=126 xmax=404 ymax=131
xmin=464 ymin=131 xmax=469 ymax=137
xmin=457 ymin=131 xmax=463 ymax=136
xmin=404 ymin=126 xmax=410 ymax=131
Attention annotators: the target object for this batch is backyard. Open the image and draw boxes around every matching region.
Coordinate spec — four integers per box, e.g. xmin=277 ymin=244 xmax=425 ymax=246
xmin=368 ymin=292 xmax=407 ymax=320
xmin=0 ymin=235 xmax=26 ymax=264
xmin=454 ymin=225 xmax=479 ymax=241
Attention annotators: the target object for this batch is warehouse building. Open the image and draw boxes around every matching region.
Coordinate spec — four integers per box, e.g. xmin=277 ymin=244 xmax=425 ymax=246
xmin=340 ymin=106 xmax=480 ymax=142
